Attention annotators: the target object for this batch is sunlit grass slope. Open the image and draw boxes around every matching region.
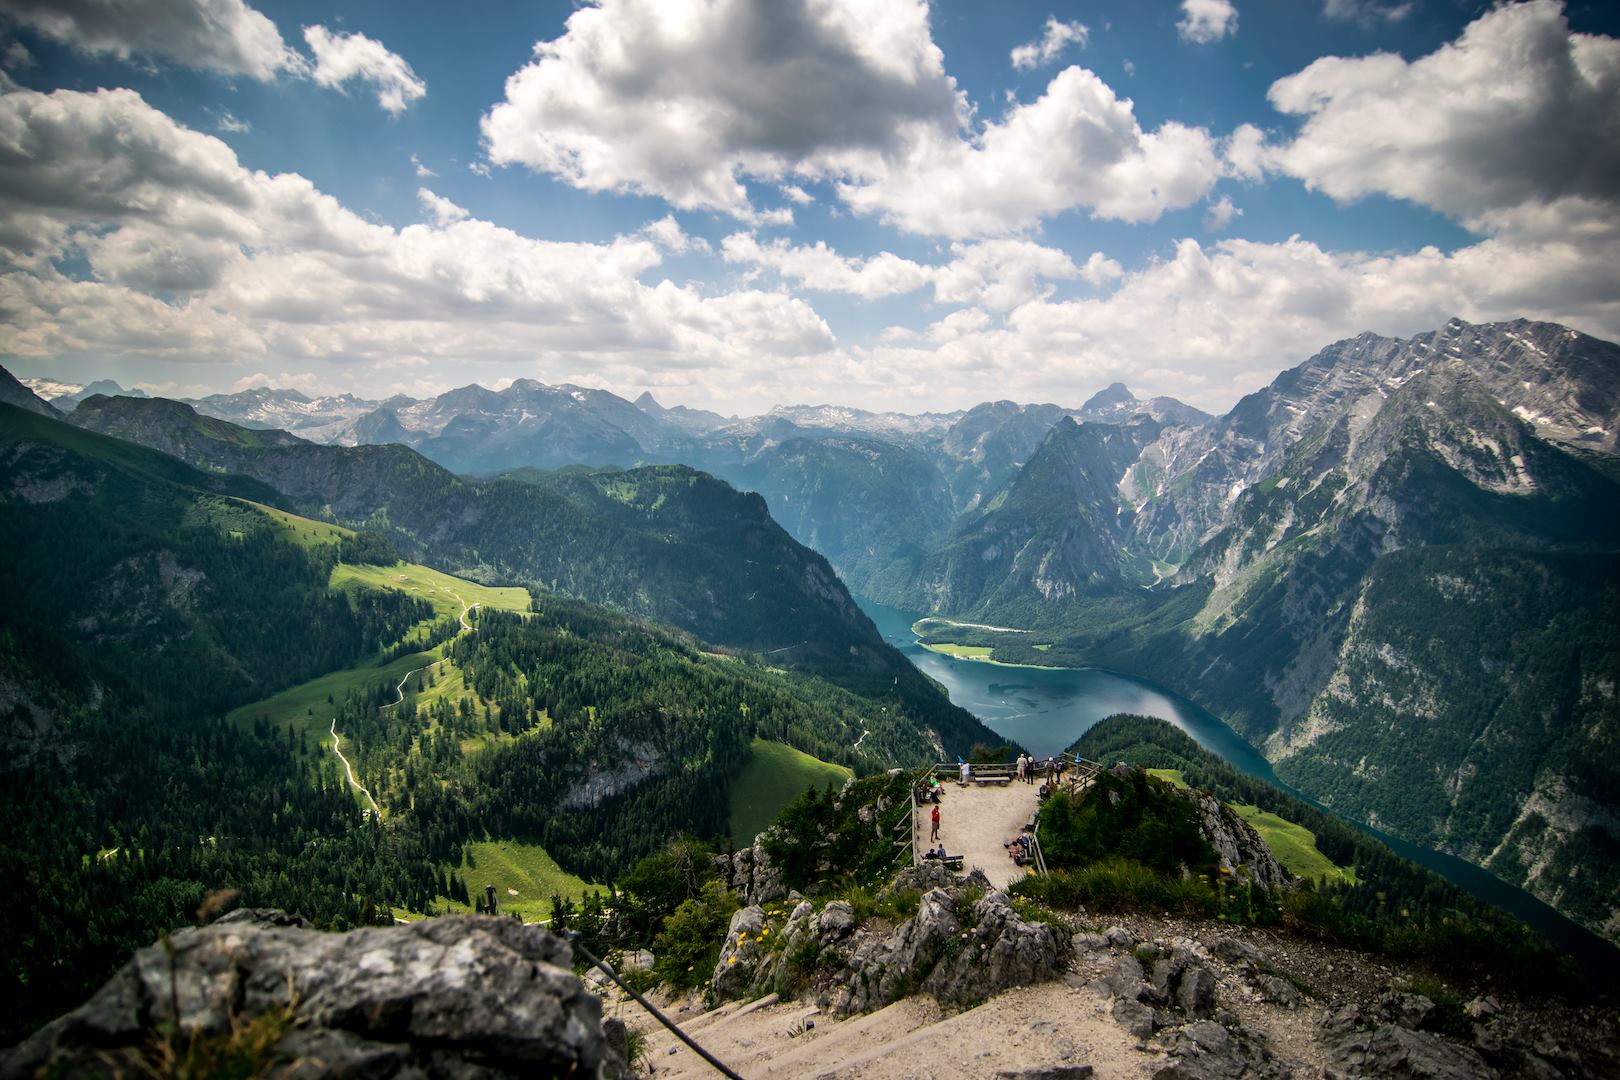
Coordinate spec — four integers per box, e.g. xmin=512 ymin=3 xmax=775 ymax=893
xmin=729 ymin=738 xmax=853 ymax=846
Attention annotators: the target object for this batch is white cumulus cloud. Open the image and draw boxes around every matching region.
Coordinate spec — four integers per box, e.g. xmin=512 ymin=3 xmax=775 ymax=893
xmin=1010 ymin=16 xmax=1088 ymax=71
xmin=1266 ymin=1 xmax=1620 ymax=229
xmin=721 ymin=233 xmax=933 ymax=299
xmin=837 ymin=66 xmax=1223 ymax=235
xmin=481 ymin=0 xmax=1220 ymax=237
xmin=481 ymin=0 xmax=960 ymax=218
xmin=1204 ymin=195 xmax=1241 ymax=231
xmin=0 ymin=0 xmax=304 ymax=79
xmin=304 ymin=25 xmax=426 ymax=114
xmin=1178 ymin=0 xmax=1238 ymax=45
xmin=0 ymin=81 xmax=839 ymax=409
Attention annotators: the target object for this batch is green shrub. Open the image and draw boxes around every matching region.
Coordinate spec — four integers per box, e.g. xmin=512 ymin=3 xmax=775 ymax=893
xmin=1009 ymin=857 xmax=1219 ymax=917
xmin=651 ymin=883 xmax=739 ymax=991
xmin=1038 ymin=770 xmax=1217 ymax=876
xmin=762 ymin=771 xmax=919 ymax=893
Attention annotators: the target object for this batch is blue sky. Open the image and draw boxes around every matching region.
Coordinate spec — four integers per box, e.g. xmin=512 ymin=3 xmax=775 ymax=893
xmin=1 ymin=0 xmax=1616 ymax=415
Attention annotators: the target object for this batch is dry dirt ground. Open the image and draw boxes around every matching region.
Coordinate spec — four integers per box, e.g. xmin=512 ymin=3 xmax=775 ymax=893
xmin=915 ymin=780 xmax=1041 ymax=892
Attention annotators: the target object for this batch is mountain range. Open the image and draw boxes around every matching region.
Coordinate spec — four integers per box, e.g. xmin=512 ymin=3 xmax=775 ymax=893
xmin=9 ymin=315 xmax=1617 ymax=944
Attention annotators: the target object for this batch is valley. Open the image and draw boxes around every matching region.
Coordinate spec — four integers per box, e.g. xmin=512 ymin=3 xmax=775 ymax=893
xmin=2 ymin=314 xmax=1616 ymax=1054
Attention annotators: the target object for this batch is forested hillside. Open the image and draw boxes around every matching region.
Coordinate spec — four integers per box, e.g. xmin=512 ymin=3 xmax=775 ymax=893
xmin=1069 ymin=716 xmax=1584 ymax=982
xmin=0 ymin=404 xmax=450 ymax=1041
xmin=0 ymin=404 xmax=999 ymax=1040
xmin=310 ymin=601 xmax=969 ymax=883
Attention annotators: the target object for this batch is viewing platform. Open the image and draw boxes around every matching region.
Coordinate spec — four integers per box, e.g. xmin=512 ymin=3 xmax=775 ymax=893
xmin=909 ymin=756 xmax=1102 ymax=890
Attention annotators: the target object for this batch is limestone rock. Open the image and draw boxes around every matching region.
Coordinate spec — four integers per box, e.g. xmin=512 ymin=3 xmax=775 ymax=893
xmin=723 ymin=834 xmax=786 ymax=906
xmin=1154 ymin=1019 xmax=1287 ymax=1080
xmin=1104 ymin=926 xmax=1136 ymax=949
xmin=1324 ymin=1023 xmax=1496 ymax=1080
xmin=2 ymin=910 xmax=613 ymax=1079
xmin=1254 ymin=974 xmax=1301 ymax=1009
xmin=827 ymin=884 xmax=1064 ymax=1016
xmin=712 ymin=905 xmax=766 ymax=999
xmin=1378 ymin=992 xmax=1436 ymax=1031
xmin=1191 ymin=790 xmax=1291 ymax=893
xmin=1113 ymin=998 xmax=1158 ymax=1038
xmin=1095 ymin=954 xmax=1157 ymax=1004
xmin=816 ymin=900 xmax=856 ymax=947
xmin=1175 ymin=965 xmax=1218 ymax=1020
xmin=1202 ymin=933 xmax=1270 ymax=970
xmin=887 ymin=859 xmax=958 ymax=893
xmin=920 ymin=890 xmax=1065 ymax=1006
xmin=833 ymin=887 xmax=962 ymax=1015
xmin=1094 ymin=941 xmax=1217 ymax=1023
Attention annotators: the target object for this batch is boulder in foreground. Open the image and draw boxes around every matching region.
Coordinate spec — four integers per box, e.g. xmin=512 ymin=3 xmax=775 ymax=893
xmin=3 ymin=909 xmax=622 ymax=1079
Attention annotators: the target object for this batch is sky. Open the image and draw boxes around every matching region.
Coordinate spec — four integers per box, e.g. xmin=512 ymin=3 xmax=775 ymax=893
xmin=0 ymin=0 xmax=1616 ymax=416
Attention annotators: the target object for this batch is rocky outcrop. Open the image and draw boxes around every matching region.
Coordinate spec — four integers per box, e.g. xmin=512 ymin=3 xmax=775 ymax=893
xmin=1321 ymin=995 xmax=1495 ymax=1079
xmin=1083 ymin=931 xmax=1225 ymax=1040
xmin=712 ymin=875 xmax=1064 ymax=1016
xmin=1188 ymin=789 xmax=1291 ymax=893
xmin=919 ymin=890 xmax=1066 ymax=1007
xmin=712 ymin=905 xmax=768 ymax=999
xmin=828 ymin=886 xmax=1064 ymax=1016
xmin=1155 ymin=1019 xmax=1288 ymax=1080
xmin=2 ymin=910 xmax=625 ymax=1079
xmin=720 ymin=832 xmax=786 ymax=906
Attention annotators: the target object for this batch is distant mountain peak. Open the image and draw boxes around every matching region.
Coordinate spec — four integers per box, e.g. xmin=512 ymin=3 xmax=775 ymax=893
xmin=634 ymin=391 xmax=662 ymax=411
xmin=1081 ymin=382 xmax=1136 ymax=412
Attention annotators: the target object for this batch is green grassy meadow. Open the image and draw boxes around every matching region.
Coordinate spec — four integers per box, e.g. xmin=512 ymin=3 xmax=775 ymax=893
xmin=452 ymin=840 xmax=597 ymax=922
xmin=728 ymin=738 xmax=853 ymax=846
xmin=330 ymin=561 xmax=530 ymax=624
xmin=1147 ymin=767 xmax=1188 ymax=788
xmin=227 ymin=501 xmax=531 ymax=751
xmin=1232 ymin=803 xmax=1358 ymax=885
xmin=918 ymin=642 xmax=995 ymax=660
xmin=236 ymin=499 xmax=353 ymax=548
xmin=227 ymin=647 xmax=444 ymax=743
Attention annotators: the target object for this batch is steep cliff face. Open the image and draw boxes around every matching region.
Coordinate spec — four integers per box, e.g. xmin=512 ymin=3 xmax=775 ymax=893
xmin=718 ymin=435 xmax=957 ymax=602
xmin=1130 ymin=318 xmax=1620 ymax=564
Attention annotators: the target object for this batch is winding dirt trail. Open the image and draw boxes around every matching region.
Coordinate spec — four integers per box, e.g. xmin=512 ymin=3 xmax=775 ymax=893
xmin=328 ymin=589 xmax=477 ymax=811
xmin=328 ymin=716 xmax=378 ymax=814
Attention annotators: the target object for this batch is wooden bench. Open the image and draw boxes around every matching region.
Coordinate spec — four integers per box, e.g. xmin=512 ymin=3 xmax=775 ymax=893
xmin=922 ymin=853 xmax=965 ymax=871
xmin=974 ymin=775 xmax=1012 ymax=786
